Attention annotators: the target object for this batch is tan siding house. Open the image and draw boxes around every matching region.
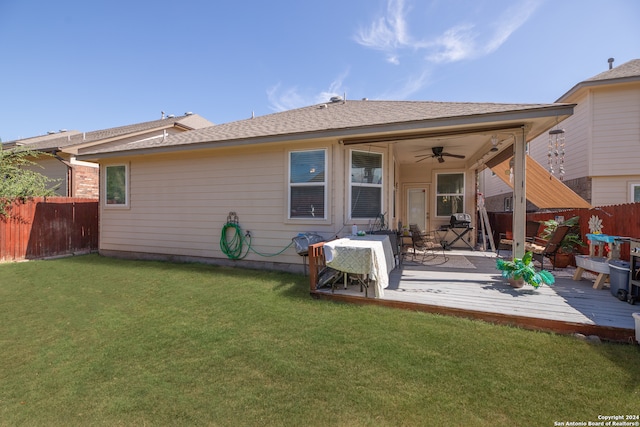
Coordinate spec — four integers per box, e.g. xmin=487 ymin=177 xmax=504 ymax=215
xmin=481 ymin=58 xmax=640 ymax=211
xmin=3 ymin=113 xmax=214 ymax=198
xmin=78 ymin=99 xmax=576 ymax=272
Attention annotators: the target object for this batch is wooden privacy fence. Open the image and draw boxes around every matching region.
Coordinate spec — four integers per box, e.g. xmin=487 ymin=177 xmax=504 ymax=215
xmin=488 ymin=202 xmax=640 ymax=260
xmin=0 ymin=197 xmax=98 ymax=262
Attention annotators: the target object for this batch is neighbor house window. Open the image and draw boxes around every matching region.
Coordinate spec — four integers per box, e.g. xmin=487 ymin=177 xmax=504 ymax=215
xmin=504 ymin=196 xmax=512 ymax=212
xmin=105 ymin=164 xmax=128 ymax=206
xmin=350 ymin=150 xmax=383 ymax=219
xmin=631 ymin=183 xmax=640 ymax=203
xmin=289 ymin=149 xmax=326 ymax=219
xmin=436 ymin=172 xmax=464 ymax=216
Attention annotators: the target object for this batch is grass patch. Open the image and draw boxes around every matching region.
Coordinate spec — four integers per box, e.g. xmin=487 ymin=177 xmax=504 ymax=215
xmin=1 ymin=254 xmax=639 ymax=426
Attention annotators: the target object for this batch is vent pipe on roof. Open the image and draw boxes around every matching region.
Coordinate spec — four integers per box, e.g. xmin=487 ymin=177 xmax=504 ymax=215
xmin=161 ymin=111 xmax=165 ymax=119
xmin=608 ymin=57 xmax=614 ymax=69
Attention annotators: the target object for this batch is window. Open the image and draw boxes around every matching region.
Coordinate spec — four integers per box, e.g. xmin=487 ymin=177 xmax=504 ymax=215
xmin=289 ymin=149 xmax=326 ymax=219
xmin=350 ymin=150 xmax=382 ymax=219
xmin=436 ymin=172 xmax=464 ymax=216
xmin=504 ymin=196 xmax=512 ymax=212
xmin=105 ymin=164 xmax=128 ymax=206
xmin=631 ymin=183 xmax=640 ymax=203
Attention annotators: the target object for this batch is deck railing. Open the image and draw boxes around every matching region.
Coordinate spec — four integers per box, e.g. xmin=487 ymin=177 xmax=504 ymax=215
xmin=308 ymin=242 xmax=326 ymax=292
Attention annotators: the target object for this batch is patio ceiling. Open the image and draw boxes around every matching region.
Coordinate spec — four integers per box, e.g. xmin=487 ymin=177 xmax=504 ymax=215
xmin=340 ymin=108 xmax=573 ymax=167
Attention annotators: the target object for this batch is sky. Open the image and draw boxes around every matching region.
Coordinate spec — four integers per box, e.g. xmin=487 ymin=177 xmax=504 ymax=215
xmin=1 ymin=0 xmax=638 ymax=142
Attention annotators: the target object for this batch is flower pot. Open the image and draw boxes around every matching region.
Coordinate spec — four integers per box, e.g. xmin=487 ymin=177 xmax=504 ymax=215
xmin=508 ymin=278 xmax=525 ymax=288
xmin=552 ymin=252 xmax=573 ymax=269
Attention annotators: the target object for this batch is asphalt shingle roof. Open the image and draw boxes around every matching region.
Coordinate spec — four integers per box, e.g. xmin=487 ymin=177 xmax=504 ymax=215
xmin=585 ymin=58 xmax=640 ymax=82
xmin=7 ymin=114 xmax=210 ymax=151
xmin=557 ymin=58 xmax=640 ymax=102
xmin=81 ymin=100 xmax=565 ymax=156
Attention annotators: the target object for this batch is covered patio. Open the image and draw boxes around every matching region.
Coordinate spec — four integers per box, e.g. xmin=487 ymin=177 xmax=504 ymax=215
xmin=309 ymin=246 xmax=638 ymax=343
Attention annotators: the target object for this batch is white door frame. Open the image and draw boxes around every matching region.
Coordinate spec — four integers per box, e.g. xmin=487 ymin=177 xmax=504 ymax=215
xmin=404 ymin=184 xmax=430 ymax=232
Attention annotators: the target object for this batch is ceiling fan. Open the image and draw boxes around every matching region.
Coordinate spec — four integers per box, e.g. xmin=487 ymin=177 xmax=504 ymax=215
xmin=415 ymin=146 xmax=466 ymax=163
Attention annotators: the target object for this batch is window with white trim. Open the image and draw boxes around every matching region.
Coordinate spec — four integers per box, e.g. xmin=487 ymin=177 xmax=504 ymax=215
xmin=288 ymin=149 xmax=326 ymax=219
xmin=631 ymin=183 xmax=640 ymax=203
xmin=105 ymin=164 xmax=128 ymax=206
xmin=350 ymin=150 xmax=383 ymax=219
xmin=436 ymin=172 xmax=464 ymax=217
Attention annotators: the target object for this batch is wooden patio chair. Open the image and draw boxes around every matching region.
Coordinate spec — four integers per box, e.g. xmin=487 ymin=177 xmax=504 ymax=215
xmin=497 ymin=221 xmax=542 ymax=256
xmin=408 ymin=224 xmax=447 ymax=263
xmin=525 ymin=224 xmax=571 ymax=270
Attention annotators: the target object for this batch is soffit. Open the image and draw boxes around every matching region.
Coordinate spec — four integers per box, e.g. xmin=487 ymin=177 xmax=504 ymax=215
xmin=489 ymin=154 xmax=592 ymax=209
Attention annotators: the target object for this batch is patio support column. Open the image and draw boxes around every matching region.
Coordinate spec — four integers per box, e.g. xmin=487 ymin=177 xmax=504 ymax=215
xmin=512 ymin=126 xmax=527 ymax=258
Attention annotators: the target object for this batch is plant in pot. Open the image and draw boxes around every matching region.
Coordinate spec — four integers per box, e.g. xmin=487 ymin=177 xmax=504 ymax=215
xmin=539 ymin=216 xmax=587 ymax=268
xmin=496 ymin=251 xmax=555 ymax=288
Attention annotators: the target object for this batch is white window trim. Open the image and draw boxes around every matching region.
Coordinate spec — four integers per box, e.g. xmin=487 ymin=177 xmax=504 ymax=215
xmin=630 ymin=182 xmax=640 ymax=203
xmin=434 ymin=171 xmax=465 ymax=218
xmin=348 ymin=148 xmax=384 ymax=223
xmin=504 ymin=196 xmax=512 ymax=212
xmin=104 ymin=163 xmax=130 ymax=209
xmin=287 ymin=148 xmax=328 ymax=221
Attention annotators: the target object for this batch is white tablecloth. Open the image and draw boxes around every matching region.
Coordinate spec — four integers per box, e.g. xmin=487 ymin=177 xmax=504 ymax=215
xmin=323 ymin=234 xmax=394 ymax=298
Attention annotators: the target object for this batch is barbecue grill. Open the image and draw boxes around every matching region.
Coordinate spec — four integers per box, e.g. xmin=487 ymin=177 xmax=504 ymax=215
xmin=292 ymin=233 xmax=324 ymax=275
xmin=437 ymin=213 xmax=474 ymax=250
xmin=450 ymin=213 xmax=472 ymax=228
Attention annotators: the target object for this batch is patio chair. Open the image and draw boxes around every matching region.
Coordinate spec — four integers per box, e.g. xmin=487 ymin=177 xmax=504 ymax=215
xmin=525 ymin=224 xmax=571 ymax=270
xmin=408 ymin=224 xmax=447 ymax=263
xmin=497 ymin=220 xmax=541 ymax=256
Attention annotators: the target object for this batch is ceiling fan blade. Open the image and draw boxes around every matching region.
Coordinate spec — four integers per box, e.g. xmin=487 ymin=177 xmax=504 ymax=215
xmin=442 ymin=153 xmax=466 ymax=159
xmin=415 ymin=156 xmax=432 ymax=163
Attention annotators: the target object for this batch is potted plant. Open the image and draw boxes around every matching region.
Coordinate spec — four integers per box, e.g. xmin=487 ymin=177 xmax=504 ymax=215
xmin=496 ymin=251 xmax=555 ymax=288
xmin=539 ymin=216 xmax=586 ymax=268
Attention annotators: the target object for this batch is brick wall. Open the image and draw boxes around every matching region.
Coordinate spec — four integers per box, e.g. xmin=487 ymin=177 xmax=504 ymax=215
xmin=72 ymin=164 xmax=99 ymax=199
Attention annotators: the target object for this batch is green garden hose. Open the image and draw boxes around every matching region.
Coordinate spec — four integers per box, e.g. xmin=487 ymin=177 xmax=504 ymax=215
xmin=220 ymin=222 xmax=247 ymax=260
xmin=219 ymin=218 xmax=295 ymax=260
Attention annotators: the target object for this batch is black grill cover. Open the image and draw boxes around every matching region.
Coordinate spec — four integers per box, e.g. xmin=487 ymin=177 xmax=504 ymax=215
xmin=450 ymin=213 xmax=471 ymax=228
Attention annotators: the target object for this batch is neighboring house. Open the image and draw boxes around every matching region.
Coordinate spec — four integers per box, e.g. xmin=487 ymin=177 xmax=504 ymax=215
xmin=482 ymin=58 xmax=640 ymax=212
xmin=2 ymin=113 xmax=214 ymax=198
xmin=76 ymin=99 xmax=581 ymax=272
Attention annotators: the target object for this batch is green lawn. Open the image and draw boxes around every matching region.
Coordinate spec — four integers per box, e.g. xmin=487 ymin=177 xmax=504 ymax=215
xmin=1 ymin=254 xmax=639 ymax=426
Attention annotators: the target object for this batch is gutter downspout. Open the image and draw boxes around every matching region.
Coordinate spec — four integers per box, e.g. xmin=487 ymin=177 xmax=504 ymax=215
xmin=52 ymin=150 xmax=73 ymax=197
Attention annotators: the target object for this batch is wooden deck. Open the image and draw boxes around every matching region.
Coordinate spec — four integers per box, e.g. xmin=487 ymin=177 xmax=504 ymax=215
xmin=312 ymin=249 xmax=639 ymax=343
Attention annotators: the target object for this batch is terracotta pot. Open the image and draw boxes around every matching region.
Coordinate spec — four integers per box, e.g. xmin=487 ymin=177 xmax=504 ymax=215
xmin=553 ymin=252 xmax=573 ymax=269
xmin=508 ymin=277 xmax=525 ymax=288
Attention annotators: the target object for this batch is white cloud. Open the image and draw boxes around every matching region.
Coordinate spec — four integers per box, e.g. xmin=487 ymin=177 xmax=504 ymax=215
xmin=266 ymin=83 xmax=306 ymax=112
xmin=356 ymin=0 xmax=541 ymax=65
xmin=267 ymin=69 xmax=350 ymax=112
xmin=484 ymin=0 xmax=540 ymax=54
xmin=425 ymin=24 xmax=476 ymax=64
xmin=379 ymin=69 xmax=432 ymax=99
xmin=354 ymin=0 xmax=411 ymax=59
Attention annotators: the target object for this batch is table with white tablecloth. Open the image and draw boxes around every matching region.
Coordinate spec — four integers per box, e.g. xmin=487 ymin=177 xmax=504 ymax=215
xmin=323 ymin=234 xmax=395 ymax=298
